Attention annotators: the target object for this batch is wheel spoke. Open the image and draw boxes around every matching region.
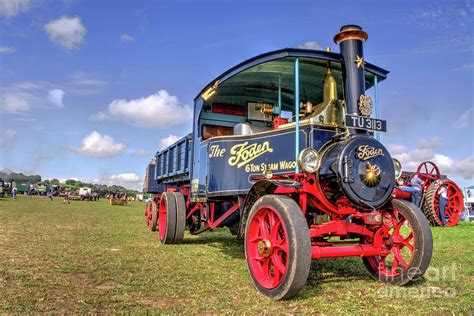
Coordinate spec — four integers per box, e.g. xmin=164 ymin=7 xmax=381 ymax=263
xmin=251 ymin=254 xmax=265 ymax=262
xmin=267 ymin=210 xmax=277 ymax=228
xmin=262 ymin=257 xmax=270 ymax=278
xmin=393 ymin=217 xmax=405 ymax=236
xmin=269 ymin=220 xmax=282 ymax=242
xmin=378 ymin=256 xmax=386 ymax=271
xmin=401 ymin=238 xmax=414 ymax=253
xmin=259 ymin=214 xmax=269 ymax=239
xmin=273 ymin=238 xmax=288 ymax=254
xmin=393 ymin=247 xmax=409 ymax=269
xmin=271 ymin=252 xmax=286 ymax=276
xmin=392 ymin=254 xmax=399 ymax=272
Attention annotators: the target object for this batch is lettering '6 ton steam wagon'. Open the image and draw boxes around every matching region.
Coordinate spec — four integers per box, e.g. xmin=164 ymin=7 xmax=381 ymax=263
xmin=143 ymin=25 xmax=433 ymax=300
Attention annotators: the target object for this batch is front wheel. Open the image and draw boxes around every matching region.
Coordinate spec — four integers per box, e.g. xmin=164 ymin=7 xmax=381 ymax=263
xmin=363 ymin=199 xmax=433 ymax=285
xmin=245 ymin=195 xmax=311 ymax=300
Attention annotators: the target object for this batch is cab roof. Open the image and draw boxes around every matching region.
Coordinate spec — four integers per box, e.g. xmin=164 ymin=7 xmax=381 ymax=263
xmin=194 ymin=48 xmax=389 ymax=105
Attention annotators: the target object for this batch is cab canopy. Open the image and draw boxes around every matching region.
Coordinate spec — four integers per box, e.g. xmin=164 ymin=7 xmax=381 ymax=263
xmin=193 ymin=48 xmax=388 ymax=139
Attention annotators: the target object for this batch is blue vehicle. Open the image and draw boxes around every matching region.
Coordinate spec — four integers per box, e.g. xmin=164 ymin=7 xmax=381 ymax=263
xmin=143 ymin=25 xmax=433 ymax=300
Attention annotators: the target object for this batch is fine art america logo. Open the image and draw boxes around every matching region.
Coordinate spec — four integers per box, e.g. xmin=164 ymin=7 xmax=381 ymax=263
xmin=356 ymin=145 xmax=384 ymax=161
xmin=228 ymin=141 xmax=273 ymax=168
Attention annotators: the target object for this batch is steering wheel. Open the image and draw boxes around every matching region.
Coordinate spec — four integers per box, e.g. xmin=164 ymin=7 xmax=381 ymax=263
xmin=416 ymin=161 xmax=441 ymax=189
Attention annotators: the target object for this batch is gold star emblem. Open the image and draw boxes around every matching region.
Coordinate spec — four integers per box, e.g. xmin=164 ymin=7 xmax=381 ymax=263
xmin=355 ymin=55 xmax=364 ymax=68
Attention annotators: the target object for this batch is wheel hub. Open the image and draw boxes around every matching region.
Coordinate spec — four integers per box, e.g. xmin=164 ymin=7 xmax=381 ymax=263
xmin=257 ymin=239 xmax=272 ymax=257
xmin=384 ymin=237 xmax=394 ymax=249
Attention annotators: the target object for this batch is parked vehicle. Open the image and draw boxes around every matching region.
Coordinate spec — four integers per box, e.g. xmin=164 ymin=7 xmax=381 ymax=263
xmin=393 ymin=161 xmax=464 ymax=226
xmin=0 ymin=178 xmax=4 ymax=198
xmin=143 ymin=25 xmax=433 ymax=300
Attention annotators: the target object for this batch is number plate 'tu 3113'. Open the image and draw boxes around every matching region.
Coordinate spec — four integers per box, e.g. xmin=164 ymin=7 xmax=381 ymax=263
xmin=345 ymin=114 xmax=387 ymax=132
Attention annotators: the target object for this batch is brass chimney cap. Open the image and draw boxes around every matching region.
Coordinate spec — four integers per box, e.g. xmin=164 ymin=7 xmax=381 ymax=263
xmin=334 ymin=24 xmax=368 ymax=44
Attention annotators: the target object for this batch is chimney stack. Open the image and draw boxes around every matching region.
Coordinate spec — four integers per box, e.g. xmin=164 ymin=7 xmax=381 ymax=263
xmin=334 ymin=25 xmax=368 ymax=134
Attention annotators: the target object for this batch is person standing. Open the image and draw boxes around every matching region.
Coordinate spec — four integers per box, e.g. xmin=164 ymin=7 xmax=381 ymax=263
xmin=63 ymin=189 xmax=70 ymax=204
xmin=399 ymin=175 xmax=424 ymax=207
xmin=438 ymin=185 xmax=448 ymax=226
xmin=12 ymin=187 xmax=17 ymax=199
xmin=47 ymin=187 xmax=53 ymax=201
xmin=410 ymin=175 xmax=423 ymax=207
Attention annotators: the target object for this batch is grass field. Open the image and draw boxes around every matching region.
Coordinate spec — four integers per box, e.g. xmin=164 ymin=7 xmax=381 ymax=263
xmin=0 ymin=195 xmax=473 ymax=313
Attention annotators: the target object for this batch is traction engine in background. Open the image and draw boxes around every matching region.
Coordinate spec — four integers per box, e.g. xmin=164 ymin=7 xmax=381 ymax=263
xmin=393 ymin=161 xmax=464 ymax=227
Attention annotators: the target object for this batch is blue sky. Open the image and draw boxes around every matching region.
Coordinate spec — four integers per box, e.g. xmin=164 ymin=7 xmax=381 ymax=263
xmin=0 ymin=0 xmax=472 ymax=190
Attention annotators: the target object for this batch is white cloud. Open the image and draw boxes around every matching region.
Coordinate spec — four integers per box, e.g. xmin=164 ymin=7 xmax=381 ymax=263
xmin=299 ymin=41 xmax=322 ymax=50
xmin=451 ymin=63 xmax=474 ymax=72
xmin=92 ymin=172 xmax=142 ymax=190
xmin=419 ymin=137 xmax=443 ymax=149
xmin=453 ymin=108 xmax=473 ymax=129
xmin=0 ymin=0 xmax=30 ymax=18
xmin=109 ymin=173 xmax=141 ymax=183
xmin=456 ymin=157 xmax=474 ymax=180
xmin=120 ymin=33 xmax=134 ymax=42
xmin=0 ymin=129 xmax=17 ymax=148
xmin=390 ymin=141 xmax=473 ymax=180
xmin=0 ymin=93 xmax=30 ymax=112
xmin=44 ymin=16 xmax=86 ymax=50
xmin=73 ymin=131 xmax=126 ymax=158
xmin=131 ymin=149 xmax=152 ymax=157
xmin=91 ymin=90 xmax=192 ymax=128
xmin=388 ymin=144 xmax=407 ymax=155
xmin=70 ymin=71 xmax=107 ymax=86
xmin=431 ymin=154 xmax=455 ymax=172
xmin=47 ymin=89 xmax=64 ymax=108
xmin=0 ymin=46 xmax=16 ymax=54
xmin=159 ymin=134 xmax=180 ymax=150
xmin=410 ymin=148 xmax=434 ymax=162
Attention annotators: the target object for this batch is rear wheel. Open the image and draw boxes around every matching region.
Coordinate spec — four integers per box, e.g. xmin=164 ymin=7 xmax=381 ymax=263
xmin=422 ymin=179 xmax=463 ymax=227
xmin=245 ymin=195 xmax=311 ymax=300
xmin=159 ymin=192 xmax=177 ymax=244
xmin=363 ymin=199 xmax=432 ymax=285
xmin=150 ymin=201 xmax=158 ymax=232
xmin=172 ymin=192 xmax=186 ymax=244
xmin=145 ymin=202 xmax=152 ymax=228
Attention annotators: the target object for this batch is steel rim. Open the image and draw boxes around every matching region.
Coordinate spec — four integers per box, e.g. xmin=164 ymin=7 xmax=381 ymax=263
xmin=145 ymin=203 xmax=151 ymax=226
xmin=367 ymin=209 xmax=415 ymax=277
xmin=247 ymin=206 xmax=289 ymax=289
xmin=433 ymin=181 xmax=463 ymax=226
xmin=416 ymin=161 xmax=440 ymax=189
xmin=159 ymin=197 xmax=167 ymax=240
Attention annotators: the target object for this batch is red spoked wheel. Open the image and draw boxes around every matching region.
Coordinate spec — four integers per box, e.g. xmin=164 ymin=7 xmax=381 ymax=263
xmin=363 ymin=199 xmax=432 ymax=285
xmin=159 ymin=192 xmax=177 ymax=244
xmin=149 ymin=201 xmax=158 ymax=231
xmin=245 ymin=195 xmax=311 ymax=300
xmin=145 ymin=202 xmax=152 ymax=228
xmin=416 ymin=161 xmax=441 ymax=189
xmin=247 ymin=206 xmax=289 ymax=289
xmin=422 ymin=179 xmax=463 ymax=227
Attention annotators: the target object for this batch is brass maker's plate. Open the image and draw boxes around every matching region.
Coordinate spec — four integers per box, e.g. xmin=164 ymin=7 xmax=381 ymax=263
xmin=361 ymin=162 xmax=381 ymax=187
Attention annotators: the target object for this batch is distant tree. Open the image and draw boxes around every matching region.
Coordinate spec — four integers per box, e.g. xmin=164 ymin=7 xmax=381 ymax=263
xmin=65 ymin=179 xmax=77 ymax=186
xmin=50 ymin=179 xmax=60 ymax=185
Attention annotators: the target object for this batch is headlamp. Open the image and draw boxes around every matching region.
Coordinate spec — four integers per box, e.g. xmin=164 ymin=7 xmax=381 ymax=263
xmin=392 ymin=158 xmax=402 ymax=180
xmin=297 ymin=148 xmax=320 ymax=173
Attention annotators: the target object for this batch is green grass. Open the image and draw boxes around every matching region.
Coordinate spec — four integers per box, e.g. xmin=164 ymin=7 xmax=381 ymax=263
xmin=0 ymin=195 xmax=473 ymax=313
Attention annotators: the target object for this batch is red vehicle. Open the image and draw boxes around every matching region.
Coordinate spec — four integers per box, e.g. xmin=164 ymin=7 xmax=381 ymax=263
xmin=143 ymin=25 xmax=433 ymax=300
xmin=393 ymin=161 xmax=464 ymax=227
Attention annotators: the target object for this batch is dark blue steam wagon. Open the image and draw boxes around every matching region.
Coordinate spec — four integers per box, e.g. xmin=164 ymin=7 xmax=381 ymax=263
xmin=143 ymin=25 xmax=433 ymax=300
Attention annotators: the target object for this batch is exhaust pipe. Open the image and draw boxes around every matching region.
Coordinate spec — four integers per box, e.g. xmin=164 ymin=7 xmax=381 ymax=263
xmin=334 ymin=25 xmax=368 ymax=135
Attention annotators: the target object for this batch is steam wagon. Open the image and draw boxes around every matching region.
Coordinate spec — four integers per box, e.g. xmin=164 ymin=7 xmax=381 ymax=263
xmin=393 ymin=161 xmax=464 ymax=227
xmin=143 ymin=25 xmax=433 ymax=300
